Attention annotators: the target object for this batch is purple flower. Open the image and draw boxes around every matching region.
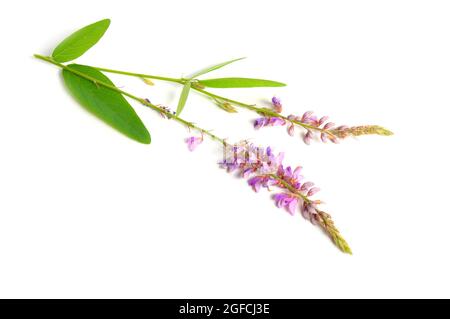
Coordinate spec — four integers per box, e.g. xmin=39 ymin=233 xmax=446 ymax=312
xmin=186 ymin=136 xmax=203 ymax=151
xmin=276 ymin=164 xmax=305 ymax=193
xmin=268 ymin=117 xmax=286 ymax=126
xmin=242 ymin=167 xmax=254 ymax=178
xmin=254 ymin=117 xmax=286 ymax=129
xmin=274 ymin=193 xmax=299 ymax=216
xmin=300 ymin=202 xmax=318 ymax=223
xmin=248 ymin=176 xmax=264 ymax=192
xmin=254 ymin=118 xmax=267 ymax=129
xmin=248 ymin=175 xmax=276 ymax=192
xmin=272 ymin=96 xmax=282 ymax=113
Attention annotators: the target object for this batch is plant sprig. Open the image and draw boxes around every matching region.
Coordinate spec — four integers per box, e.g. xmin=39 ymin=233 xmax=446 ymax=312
xmin=46 ymin=18 xmax=390 ymax=144
xmin=34 ymin=18 xmax=392 ymax=254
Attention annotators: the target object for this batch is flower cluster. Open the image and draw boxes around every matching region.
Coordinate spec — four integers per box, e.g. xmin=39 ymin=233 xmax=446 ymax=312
xmin=289 ymin=111 xmax=393 ymax=144
xmin=216 ymin=141 xmax=351 ymax=253
xmin=252 ymin=97 xmax=393 ymax=145
xmin=186 ymin=136 xmax=203 ymax=151
xmin=286 ymin=111 xmax=341 ymax=144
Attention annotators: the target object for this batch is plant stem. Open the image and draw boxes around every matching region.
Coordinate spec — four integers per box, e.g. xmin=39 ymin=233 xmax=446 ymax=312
xmin=33 ymin=54 xmax=226 ymax=145
xmin=91 ymin=66 xmax=183 ymax=84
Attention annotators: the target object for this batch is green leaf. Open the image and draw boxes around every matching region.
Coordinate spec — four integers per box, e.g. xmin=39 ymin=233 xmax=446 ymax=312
xmin=62 ymin=64 xmax=151 ymax=144
xmin=189 ymin=57 xmax=245 ymax=79
xmin=52 ymin=19 xmax=111 ymax=63
xmin=199 ymin=77 xmax=287 ymax=88
xmin=176 ymin=81 xmax=191 ymax=116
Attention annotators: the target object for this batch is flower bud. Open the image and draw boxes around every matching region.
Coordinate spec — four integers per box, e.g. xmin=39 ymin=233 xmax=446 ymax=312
xmin=271 ymin=96 xmax=282 ymax=113
xmin=217 ymin=101 xmax=237 ymax=113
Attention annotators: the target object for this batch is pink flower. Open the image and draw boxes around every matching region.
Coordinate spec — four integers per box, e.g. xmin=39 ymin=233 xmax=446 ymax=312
xmin=254 ymin=117 xmax=286 ymax=129
xmin=300 ymin=181 xmax=314 ymax=192
xmin=307 ymin=187 xmax=320 ymax=196
xmin=287 ymin=124 xmax=295 ymax=136
xmin=186 ymin=136 xmax=203 ymax=151
xmin=300 ymin=202 xmax=319 ymax=223
xmin=248 ymin=175 xmax=276 ymax=192
xmin=318 ymin=116 xmax=329 ymax=125
xmin=303 ymin=131 xmax=313 ymax=145
xmin=274 ymin=193 xmax=299 ymax=216
xmin=323 ymin=122 xmax=335 ymax=130
xmin=254 ymin=118 xmax=267 ymax=129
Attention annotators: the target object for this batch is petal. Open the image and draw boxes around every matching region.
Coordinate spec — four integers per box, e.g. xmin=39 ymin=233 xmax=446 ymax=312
xmin=272 ymin=118 xmax=286 ymax=126
xmin=288 ymin=124 xmax=295 ymax=136
xmin=293 ymin=166 xmax=302 ymax=178
xmin=285 ymin=166 xmax=292 ymax=178
xmin=242 ymin=167 xmax=253 ymax=178
xmin=303 ymin=132 xmax=312 ymax=145
xmin=186 ymin=137 xmax=197 ymax=151
xmin=319 ymin=116 xmax=329 ymax=125
xmin=277 ymin=164 xmax=285 ymax=177
xmin=307 ymin=187 xmax=320 ymax=196
xmin=301 ymin=111 xmax=313 ymax=122
xmin=272 ymin=96 xmax=281 ymax=106
xmin=324 ymin=122 xmax=335 ymax=130
xmin=253 ymin=119 xmax=262 ymax=128
xmin=248 ymin=176 xmax=261 ymax=186
xmin=267 ymin=177 xmax=278 ymax=186
xmin=276 ymin=152 xmax=285 ymax=166
xmin=273 ymin=193 xmax=288 ymax=207
xmin=301 ymin=181 xmax=315 ymax=191
xmin=287 ymin=198 xmax=299 ymax=216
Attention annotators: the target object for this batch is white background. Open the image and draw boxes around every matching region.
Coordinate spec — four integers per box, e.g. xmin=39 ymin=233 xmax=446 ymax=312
xmin=1 ymin=0 xmax=449 ymax=298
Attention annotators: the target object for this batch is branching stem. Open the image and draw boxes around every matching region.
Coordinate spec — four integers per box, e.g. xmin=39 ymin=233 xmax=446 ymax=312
xmin=33 ymin=54 xmax=226 ymax=145
xmin=74 ymin=64 xmax=327 ymax=134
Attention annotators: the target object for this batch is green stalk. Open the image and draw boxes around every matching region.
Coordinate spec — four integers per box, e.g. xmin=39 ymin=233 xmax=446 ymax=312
xmin=92 ymin=66 xmax=183 ymax=84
